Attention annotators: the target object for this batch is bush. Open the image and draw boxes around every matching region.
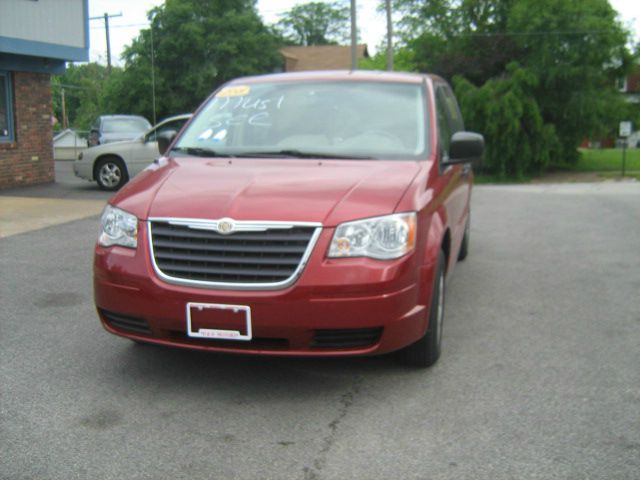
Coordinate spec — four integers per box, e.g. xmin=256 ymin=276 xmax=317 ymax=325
xmin=454 ymin=64 xmax=558 ymax=179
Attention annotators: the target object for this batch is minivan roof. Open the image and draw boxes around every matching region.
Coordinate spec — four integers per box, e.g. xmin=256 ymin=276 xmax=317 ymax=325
xmin=232 ymin=70 xmax=441 ymax=86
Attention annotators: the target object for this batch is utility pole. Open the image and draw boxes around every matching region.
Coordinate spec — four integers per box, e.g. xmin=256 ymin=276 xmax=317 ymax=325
xmin=89 ymin=12 xmax=123 ymax=71
xmin=61 ymin=88 xmax=68 ymax=129
xmin=350 ymin=0 xmax=357 ymax=70
xmin=150 ymin=24 xmax=157 ymax=125
xmin=385 ymin=0 xmax=393 ymax=71
xmin=104 ymin=13 xmax=113 ymax=71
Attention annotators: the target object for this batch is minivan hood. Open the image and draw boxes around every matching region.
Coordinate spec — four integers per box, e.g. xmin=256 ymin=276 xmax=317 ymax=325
xmin=125 ymin=157 xmax=422 ymax=226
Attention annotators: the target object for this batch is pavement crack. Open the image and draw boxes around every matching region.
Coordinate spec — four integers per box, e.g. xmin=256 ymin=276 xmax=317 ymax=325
xmin=303 ymin=375 xmax=363 ymax=480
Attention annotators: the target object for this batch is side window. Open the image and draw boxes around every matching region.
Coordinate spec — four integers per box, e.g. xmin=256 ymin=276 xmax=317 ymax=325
xmin=435 ymin=87 xmax=452 ymax=156
xmin=0 ymin=71 xmax=14 ymax=142
xmin=442 ymin=86 xmax=464 ymax=133
xmin=146 ymin=127 xmax=159 ymax=143
xmin=148 ymin=118 xmax=187 ymax=142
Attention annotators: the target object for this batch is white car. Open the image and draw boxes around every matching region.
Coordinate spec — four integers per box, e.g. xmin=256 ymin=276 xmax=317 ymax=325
xmin=73 ymin=114 xmax=191 ymax=190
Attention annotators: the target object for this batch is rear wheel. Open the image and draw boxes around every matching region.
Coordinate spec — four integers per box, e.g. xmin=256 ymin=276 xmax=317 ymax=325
xmin=95 ymin=156 xmax=128 ymax=191
xmin=398 ymin=250 xmax=446 ymax=367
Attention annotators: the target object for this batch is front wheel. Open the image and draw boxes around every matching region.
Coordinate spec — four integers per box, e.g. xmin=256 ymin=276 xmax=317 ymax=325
xmin=95 ymin=156 xmax=128 ymax=191
xmin=398 ymin=250 xmax=446 ymax=367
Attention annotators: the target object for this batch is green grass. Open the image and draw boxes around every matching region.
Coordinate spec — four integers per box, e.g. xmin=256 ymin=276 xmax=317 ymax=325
xmin=475 ymin=148 xmax=640 ymax=184
xmin=474 ymin=174 xmax=531 ymax=184
xmin=574 ymin=148 xmax=640 ymax=172
xmin=597 ymin=171 xmax=640 ymax=181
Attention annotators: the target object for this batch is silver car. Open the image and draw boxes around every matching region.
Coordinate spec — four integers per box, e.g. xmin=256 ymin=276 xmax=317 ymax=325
xmin=88 ymin=115 xmax=152 ymax=147
xmin=74 ymin=114 xmax=191 ymax=190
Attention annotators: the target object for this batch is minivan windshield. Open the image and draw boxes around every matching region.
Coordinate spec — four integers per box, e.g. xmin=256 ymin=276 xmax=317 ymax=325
xmin=175 ymin=81 xmax=429 ymax=160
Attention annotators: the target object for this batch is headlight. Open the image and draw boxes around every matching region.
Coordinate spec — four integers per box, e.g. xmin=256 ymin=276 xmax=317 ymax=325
xmin=328 ymin=212 xmax=416 ymax=260
xmin=98 ymin=205 xmax=138 ymax=248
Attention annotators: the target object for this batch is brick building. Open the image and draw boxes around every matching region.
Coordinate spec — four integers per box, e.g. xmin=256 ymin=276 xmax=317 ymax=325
xmin=620 ymin=70 xmax=640 ymax=104
xmin=280 ymin=45 xmax=369 ymax=72
xmin=0 ymin=0 xmax=89 ymax=189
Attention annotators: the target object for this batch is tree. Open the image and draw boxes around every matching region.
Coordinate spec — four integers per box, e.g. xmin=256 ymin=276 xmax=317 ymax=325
xmin=51 ymin=63 xmax=114 ymax=130
xmin=394 ymin=0 xmax=634 ymax=172
xmin=507 ymin=0 xmax=631 ymax=163
xmin=359 ymin=47 xmax=416 ymax=72
xmin=454 ymin=64 xmax=557 ymax=178
xmin=394 ymin=0 xmax=518 ymax=83
xmin=106 ymin=0 xmax=283 ymax=122
xmin=276 ymin=1 xmax=350 ymax=46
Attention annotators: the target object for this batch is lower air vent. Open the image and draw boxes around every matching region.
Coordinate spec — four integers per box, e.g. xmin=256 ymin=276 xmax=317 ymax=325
xmin=312 ymin=327 xmax=383 ymax=349
xmin=100 ymin=309 xmax=151 ymax=335
xmin=168 ymin=331 xmax=289 ymax=350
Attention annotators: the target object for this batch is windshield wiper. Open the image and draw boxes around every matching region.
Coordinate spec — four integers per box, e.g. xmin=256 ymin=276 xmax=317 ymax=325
xmin=238 ymin=149 xmax=374 ymax=160
xmin=171 ymin=147 xmax=235 ymax=158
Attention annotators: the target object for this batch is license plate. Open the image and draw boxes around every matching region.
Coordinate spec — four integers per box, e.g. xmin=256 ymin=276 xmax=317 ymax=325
xmin=186 ymin=302 xmax=252 ymax=341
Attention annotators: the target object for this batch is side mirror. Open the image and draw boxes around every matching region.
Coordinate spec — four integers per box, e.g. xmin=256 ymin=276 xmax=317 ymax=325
xmin=89 ymin=129 xmax=99 ymax=146
xmin=446 ymin=131 xmax=484 ymax=165
xmin=157 ymin=130 xmax=177 ymax=155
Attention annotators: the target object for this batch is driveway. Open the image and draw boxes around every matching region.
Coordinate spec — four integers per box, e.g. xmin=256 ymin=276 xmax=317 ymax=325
xmin=1 ymin=175 xmax=639 ymax=479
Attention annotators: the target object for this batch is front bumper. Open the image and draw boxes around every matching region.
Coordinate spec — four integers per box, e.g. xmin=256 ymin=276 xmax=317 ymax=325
xmin=94 ymin=223 xmax=435 ymax=356
xmin=73 ymin=159 xmax=92 ymax=181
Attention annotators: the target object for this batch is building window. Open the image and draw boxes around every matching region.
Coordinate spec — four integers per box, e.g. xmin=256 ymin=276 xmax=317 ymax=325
xmin=0 ymin=71 xmax=14 ymax=142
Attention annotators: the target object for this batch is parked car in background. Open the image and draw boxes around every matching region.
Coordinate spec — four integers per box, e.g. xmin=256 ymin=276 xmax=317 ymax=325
xmin=88 ymin=115 xmax=152 ymax=147
xmin=94 ymin=71 xmax=483 ymax=367
xmin=74 ymin=114 xmax=191 ymax=190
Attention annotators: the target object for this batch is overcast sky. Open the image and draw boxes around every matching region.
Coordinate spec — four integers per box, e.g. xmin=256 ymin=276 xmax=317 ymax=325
xmin=87 ymin=0 xmax=640 ymax=66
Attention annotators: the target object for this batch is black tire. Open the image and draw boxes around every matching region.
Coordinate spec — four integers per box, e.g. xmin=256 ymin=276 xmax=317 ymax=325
xmin=95 ymin=156 xmax=129 ymax=191
xmin=458 ymin=216 xmax=470 ymax=261
xmin=398 ymin=250 xmax=446 ymax=367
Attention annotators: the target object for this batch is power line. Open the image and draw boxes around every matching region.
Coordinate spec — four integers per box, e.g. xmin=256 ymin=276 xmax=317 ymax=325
xmin=457 ymin=29 xmax=617 ymax=37
xmin=90 ymin=22 xmax=150 ymax=29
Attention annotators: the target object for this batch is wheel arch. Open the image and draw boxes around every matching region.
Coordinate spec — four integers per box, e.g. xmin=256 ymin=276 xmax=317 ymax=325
xmin=421 ymin=208 xmax=450 ymax=273
xmin=93 ymin=153 xmax=127 ymax=181
xmin=441 ymin=228 xmax=451 ymax=273
xmin=417 ymin=210 xmax=450 ymax=327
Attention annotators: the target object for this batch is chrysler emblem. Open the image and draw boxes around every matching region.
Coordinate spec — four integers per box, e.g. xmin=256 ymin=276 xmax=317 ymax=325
xmin=217 ymin=218 xmax=234 ymax=235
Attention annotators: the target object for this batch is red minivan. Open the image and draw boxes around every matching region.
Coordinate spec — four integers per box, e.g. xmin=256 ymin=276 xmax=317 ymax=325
xmin=94 ymin=71 xmax=483 ymax=367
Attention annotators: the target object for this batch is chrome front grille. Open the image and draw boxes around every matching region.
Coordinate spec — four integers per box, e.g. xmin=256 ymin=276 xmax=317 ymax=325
xmin=148 ymin=218 xmax=321 ymax=289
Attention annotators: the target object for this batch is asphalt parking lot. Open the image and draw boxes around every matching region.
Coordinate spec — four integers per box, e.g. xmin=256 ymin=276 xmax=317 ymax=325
xmin=1 ymin=164 xmax=639 ymax=480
